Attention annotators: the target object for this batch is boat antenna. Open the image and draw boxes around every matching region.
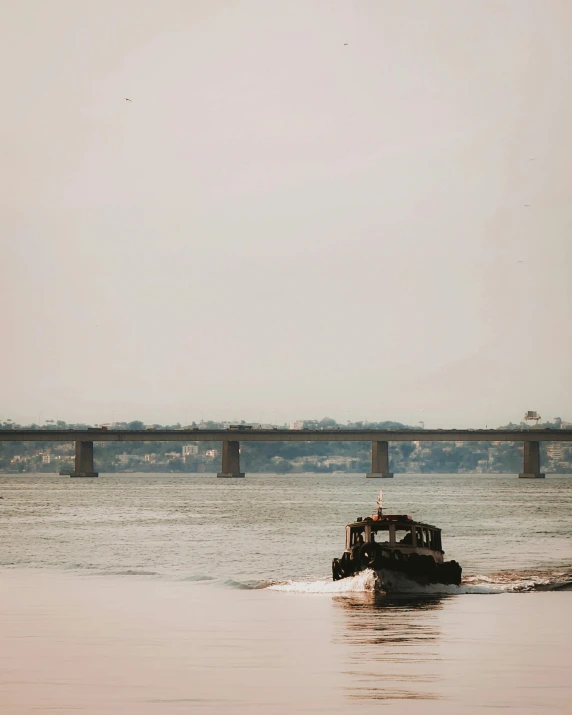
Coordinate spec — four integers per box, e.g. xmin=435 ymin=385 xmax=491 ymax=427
xmin=377 ymin=488 xmax=383 ymax=517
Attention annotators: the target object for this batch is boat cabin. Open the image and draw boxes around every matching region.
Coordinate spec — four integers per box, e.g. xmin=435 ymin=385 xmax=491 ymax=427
xmin=345 ymin=515 xmax=443 ymax=553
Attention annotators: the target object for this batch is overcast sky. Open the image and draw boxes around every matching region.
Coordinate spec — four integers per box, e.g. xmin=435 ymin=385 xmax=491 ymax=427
xmin=2 ymin=1 xmax=571 ymax=428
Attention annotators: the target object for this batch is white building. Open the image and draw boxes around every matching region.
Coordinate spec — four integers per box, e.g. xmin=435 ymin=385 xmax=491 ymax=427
xmin=118 ymin=453 xmax=141 ymax=463
xmin=547 ymin=444 xmax=564 ymax=460
xmin=182 ymin=445 xmax=199 ymax=456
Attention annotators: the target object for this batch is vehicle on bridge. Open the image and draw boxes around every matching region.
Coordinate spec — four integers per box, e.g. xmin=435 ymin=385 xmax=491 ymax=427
xmin=332 ymin=490 xmax=462 ymax=591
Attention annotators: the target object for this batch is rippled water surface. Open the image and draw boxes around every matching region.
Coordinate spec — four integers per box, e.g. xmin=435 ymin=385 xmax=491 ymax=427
xmin=1 ymin=473 xmax=571 ymax=585
xmin=1 ymin=473 xmax=571 ymax=714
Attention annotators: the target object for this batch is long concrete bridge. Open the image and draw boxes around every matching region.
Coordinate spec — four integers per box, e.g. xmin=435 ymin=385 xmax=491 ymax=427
xmin=2 ymin=428 xmax=571 ymax=479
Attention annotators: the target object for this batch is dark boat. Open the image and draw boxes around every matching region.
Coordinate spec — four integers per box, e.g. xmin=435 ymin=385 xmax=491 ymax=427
xmin=332 ymin=490 xmax=462 ymax=591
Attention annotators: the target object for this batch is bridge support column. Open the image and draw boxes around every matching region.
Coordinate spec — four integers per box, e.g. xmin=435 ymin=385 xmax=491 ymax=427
xmin=217 ymin=440 xmax=245 ymax=478
xmin=71 ymin=441 xmax=98 ymax=477
xmin=519 ymin=441 xmax=545 ymax=478
xmin=366 ymin=441 xmax=393 ymax=478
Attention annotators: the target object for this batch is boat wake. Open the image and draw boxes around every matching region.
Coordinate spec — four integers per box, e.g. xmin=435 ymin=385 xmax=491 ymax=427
xmin=269 ymin=570 xmax=380 ymax=594
xmin=267 ymin=566 xmax=572 ymax=595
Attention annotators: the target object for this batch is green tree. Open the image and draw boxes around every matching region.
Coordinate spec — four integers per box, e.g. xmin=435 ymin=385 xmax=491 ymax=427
xmin=318 ymin=417 xmax=338 ymax=429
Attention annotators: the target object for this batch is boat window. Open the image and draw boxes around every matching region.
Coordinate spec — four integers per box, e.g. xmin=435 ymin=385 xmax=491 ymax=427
xmin=424 ymin=528 xmax=431 ymax=549
xmin=350 ymin=528 xmax=365 ymax=546
xmin=371 ymin=527 xmax=390 ymax=544
xmin=425 ymin=530 xmax=441 ymax=551
xmin=415 ymin=526 xmax=425 ymax=547
xmin=395 ymin=528 xmax=413 ymax=546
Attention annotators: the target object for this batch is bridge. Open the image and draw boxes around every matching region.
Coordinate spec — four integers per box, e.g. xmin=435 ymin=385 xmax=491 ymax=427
xmin=2 ymin=428 xmax=571 ymax=479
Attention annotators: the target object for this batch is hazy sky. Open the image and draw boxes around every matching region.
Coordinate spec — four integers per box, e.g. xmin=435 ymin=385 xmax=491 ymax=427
xmin=2 ymin=1 xmax=571 ymax=427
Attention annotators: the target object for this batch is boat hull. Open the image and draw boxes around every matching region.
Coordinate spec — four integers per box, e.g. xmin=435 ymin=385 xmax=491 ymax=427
xmin=332 ymin=553 xmax=462 ymax=589
xmin=373 ymin=567 xmax=458 ymax=593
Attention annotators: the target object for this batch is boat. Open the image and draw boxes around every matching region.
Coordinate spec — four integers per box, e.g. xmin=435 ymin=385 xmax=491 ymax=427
xmin=332 ymin=490 xmax=462 ymax=590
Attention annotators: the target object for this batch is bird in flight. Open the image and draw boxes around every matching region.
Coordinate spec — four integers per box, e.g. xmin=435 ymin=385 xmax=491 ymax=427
xmin=125 ymin=98 xmax=132 ymax=102
xmin=524 ymin=204 xmax=531 ymax=207
xmin=344 ymin=43 xmax=348 ymax=46
xmin=517 ymin=260 xmax=524 ymax=263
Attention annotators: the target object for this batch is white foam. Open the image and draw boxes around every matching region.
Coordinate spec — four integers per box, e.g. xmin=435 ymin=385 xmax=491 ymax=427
xmin=268 ymin=569 xmax=503 ymax=595
xmin=269 ymin=569 xmax=380 ymax=593
xmin=268 ymin=568 xmax=572 ymax=596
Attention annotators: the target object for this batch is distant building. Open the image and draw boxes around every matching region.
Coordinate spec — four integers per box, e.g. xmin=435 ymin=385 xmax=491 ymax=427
xmin=291 ymin=456 xmax=319 ymax=465
xmin=42 ymin=454 xmax=51 ymax=464
xmin=118 ymin=453 xmax=142 ymax=463
xmin=289 ymin=421 xmax=304 ymax=430
xmin=205 ymin=449 xmax=219 ymax=458
xmin=182 ymin=445 xmax=199 ymax=457
xmin=323 ymin=456 xmax=354 ymax=467
xmin=547 ymin=444 xmax=564 ymax=460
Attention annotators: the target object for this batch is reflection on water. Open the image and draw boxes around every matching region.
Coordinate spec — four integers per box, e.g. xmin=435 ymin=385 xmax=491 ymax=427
xmin=334 ymin=593 xmax=445 ymax=701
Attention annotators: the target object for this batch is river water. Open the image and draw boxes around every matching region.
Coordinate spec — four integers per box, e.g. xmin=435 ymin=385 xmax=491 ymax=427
xmin=1 ymin=473 xmax=571 ymax=713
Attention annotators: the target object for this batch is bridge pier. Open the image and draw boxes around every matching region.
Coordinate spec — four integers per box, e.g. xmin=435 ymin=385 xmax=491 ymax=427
xmin=366 ymin=440 xmax=393 ymax=478
xmin=519 ymin=441 xmax=545 ymax=479
xmin=71 ymin=441 xmax=98 ymax=478
xmin=217 ymin=440 xmax=245 ymax=478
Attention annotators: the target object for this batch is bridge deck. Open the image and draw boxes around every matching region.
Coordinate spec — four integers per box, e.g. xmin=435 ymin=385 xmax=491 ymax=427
xmin=0 ymin=429 xmax=571 ymax=443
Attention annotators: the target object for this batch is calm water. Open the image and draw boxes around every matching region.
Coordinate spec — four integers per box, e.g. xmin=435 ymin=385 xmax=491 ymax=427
xmin=1 ymin=473 xmax=571 ymax=713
